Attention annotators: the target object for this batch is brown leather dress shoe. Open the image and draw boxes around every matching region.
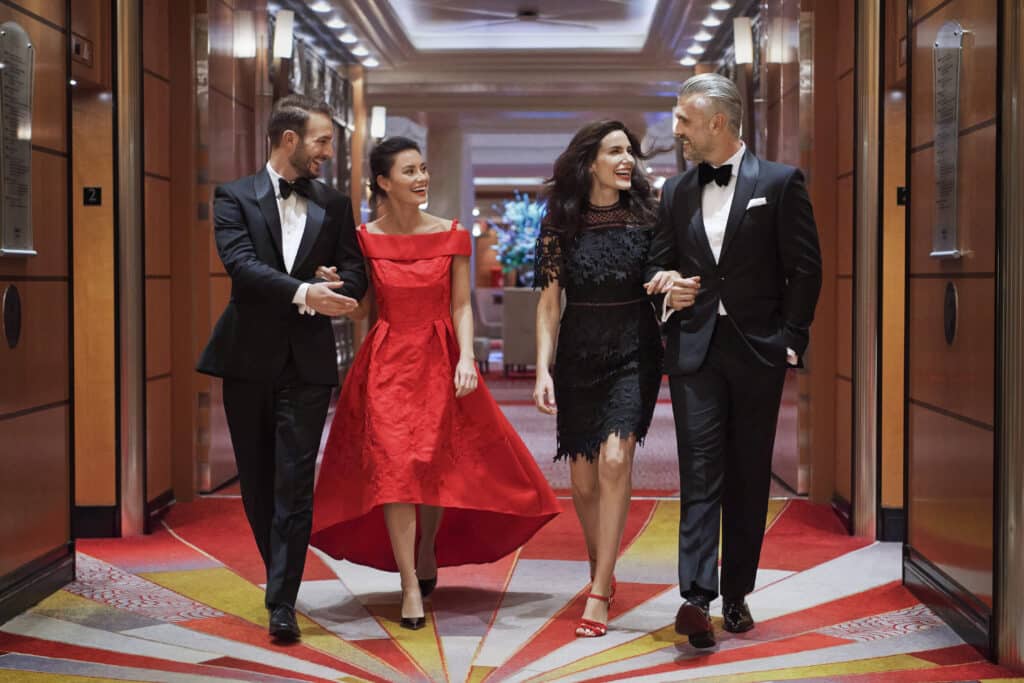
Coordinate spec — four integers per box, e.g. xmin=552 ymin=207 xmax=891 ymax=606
xmin=722 ymin=599 xmax=755 ymax=633
xmin=674 ymin=596 xmax=715 ymax=649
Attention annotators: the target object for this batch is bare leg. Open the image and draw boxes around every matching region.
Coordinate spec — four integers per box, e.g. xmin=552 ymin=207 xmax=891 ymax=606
xmin=569 ymin=456 xmax=600 ymax=577
xmin=383 ymin=503 xmax=423 ymax=619
xmin=581 ymin=434 xmax=636 ymax=627
xmin=417 ymin=505 xmax=443 ymax=579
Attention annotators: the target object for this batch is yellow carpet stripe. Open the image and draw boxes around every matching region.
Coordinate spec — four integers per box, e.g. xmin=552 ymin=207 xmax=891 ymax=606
xmin=138 ymin=568 xmax=401 ymax=682
xmin=467 ymin=665 xmax=496 ymax=683
xmin=526 ymin=624 xmax=684 ymax=683
xmin=0 ymin=674 xmax=135 ymax=683
xmin=366 ymin=602 xmax=446 ymax=682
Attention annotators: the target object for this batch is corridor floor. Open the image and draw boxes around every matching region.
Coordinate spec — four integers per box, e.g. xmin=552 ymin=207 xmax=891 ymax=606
xmin=2 ymin=495 xmax=1021 ymax=682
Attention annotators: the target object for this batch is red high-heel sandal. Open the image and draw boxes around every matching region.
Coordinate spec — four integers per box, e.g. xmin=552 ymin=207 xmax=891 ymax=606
xmin=575 ymin=593 xmax=610 ymax=638
xmin=589 ymin=572 xmax=617 ymax=605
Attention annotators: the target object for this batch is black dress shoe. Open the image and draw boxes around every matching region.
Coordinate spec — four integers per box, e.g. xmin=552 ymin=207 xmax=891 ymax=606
xmin=268 ymin=605 xmax=300 ymax=641
xmin=722 ymin=598 xmax=755 ymax=633
xmin=674 ymin=596 xmax=715 ymax=649
xmin=400 ymin=616 xmax=426 ymax=630
xmin=418 ymin=576 xmax=437 ymax=598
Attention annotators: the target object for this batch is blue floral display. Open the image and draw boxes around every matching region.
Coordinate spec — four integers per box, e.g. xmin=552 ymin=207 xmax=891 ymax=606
xmin=490 ymin=191 xmax=547 ymax=287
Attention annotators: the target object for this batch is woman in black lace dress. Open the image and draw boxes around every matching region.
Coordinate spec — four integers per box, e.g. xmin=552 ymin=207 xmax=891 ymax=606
xmin=533 ymin=121 xmax=663 ymax=638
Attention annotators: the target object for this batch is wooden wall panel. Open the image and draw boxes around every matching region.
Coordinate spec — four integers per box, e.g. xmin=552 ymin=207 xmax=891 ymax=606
xmin=18 ymin=0 xmax=64 ymax=27
xmin=146 ymin=279 xmax=171 ymax=379
xmin=910 ymin=0 xmax=998 ymax=150
xmin=837 ymin=279 xmax=853 ymax=379
xmin=0 ymin=6 xmax=66 ymax=153
xmin=0 ymin=281 xmax=68 ymax=415
xmin=909 ymin=126 xmax=996 ymax=275
xmin=209 ymin=91 xmax=236 ymax=184
xmin=72 ymin=91 xmax=116 ymax=508
xmin=142 ymin=0 xmax=170 ymax=79
xmin=209 ymin=0 xmax=235 ymax=101
xmin=0 ymin=152 xmax=67 ymax=279
xmin=836 ymin=377 xmax=853 ymax=501
xmin=912 ymin=0 xmax=948 ymax=20
xmin=908 ymin=403 xmax=994 ymax=604
xmin=837 ymin=75 xmax=855 ymax=175
xmin=908 ymin=278 xmax=994 ymax=426
xmin=146 ymin=377 xmax=172 ymax=500
xmin=837 ymin=175 xmax=854 ymax=276
xmin=0 ymin=407 xmax=69 ymax=577
xmin=837 ymin=0 xmax=856 ymax=77
xmin=143 ymin=74 xmax=171 ymax=178
xmin=234 ymin=100 xmax=254 ymax=178
xmin=881 ymin=90 xmax=907 ymax=509
xmin=145 ymin=177 xmax=171 ymax=276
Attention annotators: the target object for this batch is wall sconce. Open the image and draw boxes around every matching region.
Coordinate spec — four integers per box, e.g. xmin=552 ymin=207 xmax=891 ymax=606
xmin=272 ymin=10 xmax=294 ymax=59
xmin=733 ymin=17 xmax=753 ymax=65
xmin=234 ymin=10 xmax=256 ymax=58
xmin=370 ymin=106 xmax=387 ymax=139
xmin=766 ymin=17 xmax=799 ymax=64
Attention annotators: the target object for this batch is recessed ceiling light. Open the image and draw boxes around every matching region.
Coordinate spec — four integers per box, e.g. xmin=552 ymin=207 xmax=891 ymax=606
xmin=702 ymin=15 xmax=722 ymax=27
xmin=710 ymin=1 xmax=732 ymax=10
xmin=339 ymin=30 xmax=358 ymax=43
xmin=695 ymin=30 xmax=713 ymax=41
xmin=326 ymin=16 xmax=347 ymax=29
xmin=310 ymin=1 xmax=332 ymax=12
xmin=351 ymin=44 xmax=369 ymax=56
xmin=362 ymin=56 xmax=380 ymax=67
xmin=680 ymin=56 xmax=697 ymax=66
xmin=687 ymin=44 xmax=705 ymax=55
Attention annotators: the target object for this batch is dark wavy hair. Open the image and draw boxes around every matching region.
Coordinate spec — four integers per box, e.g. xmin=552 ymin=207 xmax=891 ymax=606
xmin=543 ymin=120 xmax=658 ymax=238
xmin=267 ymin=94 xmax=333 ymax=148
xmin=369 ymin=136 xmax=421 ymax=205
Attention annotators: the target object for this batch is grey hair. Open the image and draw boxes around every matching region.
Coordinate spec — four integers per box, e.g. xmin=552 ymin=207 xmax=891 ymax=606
xmin=678 ymin=73 xmax=743 ymax=137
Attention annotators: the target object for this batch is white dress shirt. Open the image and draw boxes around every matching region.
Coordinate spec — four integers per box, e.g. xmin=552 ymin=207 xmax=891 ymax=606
xmin=661 ymin=145 xmax=798 ymax=364
xmin=265 ymin=163 xmax=313 ymax=314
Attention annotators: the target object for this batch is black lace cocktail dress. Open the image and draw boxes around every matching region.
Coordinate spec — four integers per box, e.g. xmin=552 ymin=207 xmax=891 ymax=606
xmin=534 ymin=202 xmax=663 ymax=461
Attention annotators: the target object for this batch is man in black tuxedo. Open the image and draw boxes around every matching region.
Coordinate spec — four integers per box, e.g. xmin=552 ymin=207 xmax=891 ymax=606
xmin=646 ymin=74 xmax=821 ymax=648
xmin=197 ymin=95 xmax=367 ymax=641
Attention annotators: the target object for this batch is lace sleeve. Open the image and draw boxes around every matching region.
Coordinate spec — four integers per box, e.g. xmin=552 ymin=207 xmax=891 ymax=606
xmin=534 ymin=228 xmax=564 ymax=289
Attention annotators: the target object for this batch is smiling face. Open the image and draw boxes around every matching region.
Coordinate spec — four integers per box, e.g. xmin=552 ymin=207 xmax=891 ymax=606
xmin=589 ymin=129 xmax=636 ymax=197
xmin=673 ymin=93 xmax=724 ymax=163
xmin=377 ymin=148 xmax=429 ymax=206
xmin=287 ymin=111 xmax=334 ymax=179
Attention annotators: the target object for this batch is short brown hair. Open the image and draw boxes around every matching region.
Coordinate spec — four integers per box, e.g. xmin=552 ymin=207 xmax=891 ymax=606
xmin=267 ymin=95 xmax=334 ymax=147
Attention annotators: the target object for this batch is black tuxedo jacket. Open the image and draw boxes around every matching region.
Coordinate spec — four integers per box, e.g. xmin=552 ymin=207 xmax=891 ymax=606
xmin=197 ymin=168 xmax=368 ymax=385
xmin=647 ymin=150 xmax=822 ymax=375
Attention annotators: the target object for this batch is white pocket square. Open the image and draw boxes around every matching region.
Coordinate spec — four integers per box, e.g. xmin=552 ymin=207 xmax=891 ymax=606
xmin=747 ymin=197 xmax=768 ymax=209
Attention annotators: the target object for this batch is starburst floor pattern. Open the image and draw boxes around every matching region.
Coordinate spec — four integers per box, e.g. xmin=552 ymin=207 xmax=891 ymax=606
xmin=1 ymin=496 xmax=1021 ymax=682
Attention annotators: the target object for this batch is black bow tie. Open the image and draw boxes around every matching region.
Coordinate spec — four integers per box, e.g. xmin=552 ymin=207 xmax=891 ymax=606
xmin=278 ymin=176 xmax=313 ymax=200
xmin=698 ymin=162 xmax=733 ymax=188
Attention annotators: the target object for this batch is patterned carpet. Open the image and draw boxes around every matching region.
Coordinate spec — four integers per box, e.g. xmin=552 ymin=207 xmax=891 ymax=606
xmin=2 ymin=375 xmax=1020 ymax=681
xmin=1 ymin=497 xmax=1021 ymax=682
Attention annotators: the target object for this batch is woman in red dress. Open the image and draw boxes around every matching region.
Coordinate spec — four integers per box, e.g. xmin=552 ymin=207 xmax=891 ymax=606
xmin=310 ymin=137 xmax=560 ymax=629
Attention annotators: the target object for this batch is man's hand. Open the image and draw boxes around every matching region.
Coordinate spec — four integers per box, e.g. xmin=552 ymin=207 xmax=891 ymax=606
xmin=306 ymin=281 xmax=358 ymax=316
xmin=667 ymin=276 xmax=701 ymax=311
xmin=644 ymin=270 xmax=682 ymax=295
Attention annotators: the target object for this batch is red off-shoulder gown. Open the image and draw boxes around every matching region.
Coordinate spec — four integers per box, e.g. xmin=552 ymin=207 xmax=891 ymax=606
xmin=310 ymin=222 xmax=560 ymax=570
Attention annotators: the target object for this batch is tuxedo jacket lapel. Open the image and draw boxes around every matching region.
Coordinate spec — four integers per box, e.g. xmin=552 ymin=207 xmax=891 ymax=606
xmin=683 ymin=172 xmax=716 ymax=266
xmin=254 ymin=169 xmax=286 ymax=266
xmin=292 ymin=195 xmax=325 ymax=274
xmin=720 ymin=151 xmax=759 ymax=261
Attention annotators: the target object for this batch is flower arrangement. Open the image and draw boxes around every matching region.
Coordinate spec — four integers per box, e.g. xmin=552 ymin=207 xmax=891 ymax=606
xmin=490 ymin=191 xmax=547 ymax=287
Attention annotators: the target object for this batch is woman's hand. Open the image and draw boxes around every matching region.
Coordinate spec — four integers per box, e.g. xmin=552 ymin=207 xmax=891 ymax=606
xmin=454 ymin=357 xmax=479 ymax=398
xmin=644 ymin=269 xmax=682 ymax=295
xmin=533 ymin=371 xmax=557 ymax=415
xmin=316 ymin=265 xmax=341 ymax=282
